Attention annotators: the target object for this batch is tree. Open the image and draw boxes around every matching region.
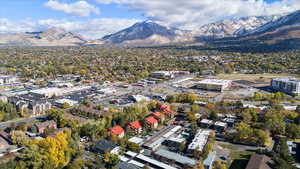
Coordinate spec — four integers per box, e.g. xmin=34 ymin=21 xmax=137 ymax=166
xmin=179 ymin=142 xmax=186 ymax=152
xmin=209 ymin=111 xmax=218 ymax=121
xmin=62 ymin=102 xmax=71 ymax=109
xmin=11 ymin=130 xmax=27 ymax=145
xmin=285 ymin=123 xmax=300 ymax=139
xmin=187 ymin=112 xmax=197 ymax=122
xmin=103 ymin=152 xmax=119 ymax=169
xmin=296 ymin=105 xmax=300 ymax=114
xmin=191 ymin=104 xmax=200 ymax=113
xmin=264 ymin=112 xmax=286 ymax=135
xmin=213 ymin=160 xmax=227 ymax=169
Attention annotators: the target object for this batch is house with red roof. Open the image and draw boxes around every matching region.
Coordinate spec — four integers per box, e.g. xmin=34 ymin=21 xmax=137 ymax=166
xmin=127 ymin=121 xmax=142 ymax=134
xmin=160 ymin=104 xmax=174 ymax=118
xmin=109 ymin=125 xmax=125 ymax=138
xmin=152 ymin=112 xmax=165 ymax=123
xmin=144 ymin=116 xmax=158 ymax=129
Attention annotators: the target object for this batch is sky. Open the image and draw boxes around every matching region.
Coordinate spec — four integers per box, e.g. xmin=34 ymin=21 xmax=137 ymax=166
xmin=0 ymin=0 xmax=299 ymax=39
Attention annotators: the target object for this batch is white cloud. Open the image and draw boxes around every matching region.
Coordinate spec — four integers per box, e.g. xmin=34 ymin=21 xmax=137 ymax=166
xmin=0 ymin=18 xmax=140 ymax=39
xmin=45 ymin=0 xmax=100 ymax=17
xmin=95 ymin=0 xmax=300 ymax=30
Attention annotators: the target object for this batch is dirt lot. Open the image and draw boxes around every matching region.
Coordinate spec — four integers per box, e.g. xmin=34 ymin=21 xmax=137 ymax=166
xmin=216 ymin=73 xmax=298 ymax=83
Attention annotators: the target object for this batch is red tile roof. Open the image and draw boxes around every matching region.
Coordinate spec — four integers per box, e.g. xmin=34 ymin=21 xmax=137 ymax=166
xmin=160 ymin=104 xmax=170 ymax=110
xmin=109 ymin=125 xmax=124 ymax=135
xmin=129 ymin=121 xmax=142 ymax=129
xmin=145 ymin=116 xmax=158 ymax=125
xmin=153 ymin=112 xmax=162 ymax=119
xmin=163 ymin=109 xmax=173 ymax=115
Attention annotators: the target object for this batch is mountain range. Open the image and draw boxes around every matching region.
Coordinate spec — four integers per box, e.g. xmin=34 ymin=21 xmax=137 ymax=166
xmin=0 ymin=10 xmax=299 ymax=47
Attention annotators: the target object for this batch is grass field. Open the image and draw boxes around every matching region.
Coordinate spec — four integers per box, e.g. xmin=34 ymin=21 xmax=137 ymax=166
xmin=229 ymin=151 xmax=255 ymax=169
xmin=218 ymin=143 xmax=239 ymax=151
xmin=216 ymin=73 xmax=299 ymax=82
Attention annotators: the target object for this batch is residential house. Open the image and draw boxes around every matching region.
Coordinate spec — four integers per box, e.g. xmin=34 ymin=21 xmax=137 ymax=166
xmin=34 ymin=120 xmax=57 ymax=134
xmin=214 ymin=121 xmax=227 ymax=133
xmin=109 ymin=126 xmax=125 ymax=138
xmin=199 ymin=119 xmax=214 ymax=128
xmin=127 ymin=121 xmax=142 ymax=135
xmin=94 ymin=139 xmax=120 ymax=154
xmin=144 ymin=116 xmax=158 ymax=129
xmin=160 ymin=104 xmax=174 ymax=118
xmin=245 ymin=154 xmax=272 ymax=169
xmin=152 ymin=112 xmax=165 ymax=123
xmin=0 ymin=131 xmax=12 ymax=144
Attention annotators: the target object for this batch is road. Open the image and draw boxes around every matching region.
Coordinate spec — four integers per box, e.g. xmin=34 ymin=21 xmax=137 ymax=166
xmin=0 ymin=115 xmax=47 ymax=129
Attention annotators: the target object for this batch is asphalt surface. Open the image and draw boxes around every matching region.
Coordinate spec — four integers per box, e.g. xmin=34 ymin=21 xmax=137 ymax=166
xmin=0 ymin=115 xmax=47 ymax=129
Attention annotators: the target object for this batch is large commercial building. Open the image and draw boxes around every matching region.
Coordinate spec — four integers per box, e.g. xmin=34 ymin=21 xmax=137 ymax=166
xmin=271 ymin=77 xmax=300 ymax=95
xmin=0 ymin=75 xmax=18 ymax=84
xmin=196 ymin=79 xmax=232 ymax=92
xmin=188 ymin=129 xmax=210 ymax=153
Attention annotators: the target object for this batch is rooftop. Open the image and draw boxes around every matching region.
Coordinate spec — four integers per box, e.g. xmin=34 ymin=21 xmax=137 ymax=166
xmin=145 ymin=116 xmax=158 ymax=125
xmin=245 ymin=154 xmax=272 ymax=169
xmin=129 ymin=121 xmax=142 ymax=129
xmin=203 ymin=151 xmax=216 ymax=166
xmin=109 ymin=126 xmax=125 ymax=135
xmin=155 ymin=149 xmax=197 ymax=167
xmin=273 ymin=77 xmax=300 ymax=83
xmin=188 ymin=130 xmax=210 ymax=151
xmin=198 ymin=79 xmax=232 ymax=85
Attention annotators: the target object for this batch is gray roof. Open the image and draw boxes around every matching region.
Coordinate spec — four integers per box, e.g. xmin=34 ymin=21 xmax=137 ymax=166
xmin=95 ymin=139 xmax=117 ymax=153
xmin=155 ymin=149 xmax=197 ymax=167
xmin=116 ymin=162 xmax=141 ymax=169
xmin=203 ymin=151 xmax=216 ymax=166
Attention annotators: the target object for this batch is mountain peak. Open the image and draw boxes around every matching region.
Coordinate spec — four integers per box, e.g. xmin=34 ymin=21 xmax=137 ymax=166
xmin=102 ymin=20 xmax=185 ymax=44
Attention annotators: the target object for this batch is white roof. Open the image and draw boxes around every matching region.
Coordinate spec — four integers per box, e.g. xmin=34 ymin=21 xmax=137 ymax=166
xmin=200 ymin=119 xmax=213 ymax=124
xmin=125 ymin=151 xmax=138 ymax=157
xmin=215 ymin=121 xmax=227 ymax=127
xmin=199 ymin=79 xmax=232 ymax=85
xmin=119 ymin=155 xmax=129 ymax=162
xmin=136 ymin=154 xmax=177 ymax=169
xmin=128 ymin=137 xmax=144 ymax=145
xmin=55 ymin=99 xmax=78 ymax=105
xmin=31 ymin=87 xmax=62 ymax=95
xmin=128 ymin=160 xmax=145 ymax=167
xmin=168 ymin=136 xmax=185 ymax=143
xmin=188 ymin=130 xmax=210 ymax=151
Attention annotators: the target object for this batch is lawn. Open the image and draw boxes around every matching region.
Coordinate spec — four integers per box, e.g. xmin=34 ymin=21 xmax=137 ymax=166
xmin=218 ymin=143 xmax=239 ymax=151
xmin=229 ymin=151 xmax=254 ymax=169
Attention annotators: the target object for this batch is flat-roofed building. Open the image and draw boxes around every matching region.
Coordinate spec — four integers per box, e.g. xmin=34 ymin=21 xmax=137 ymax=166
xmin=154 ymin=149 xmax=198 ymax=168
xmin=197 ymin=79 xmax=232 ymax=92
xmin=0 ymin=75 xmax=18 ymax=84
xmin=271 ymin=77 xmax=300 ymax=95
xmin=214 ymin=121 xmax=227 ymax=132
xmin=151 ymin=71 xmax=173 ymax=79
xmin=199 ymin=119 xmax=214 ymax=128
xmin=188 ymin=130 xmax=210 ymax=153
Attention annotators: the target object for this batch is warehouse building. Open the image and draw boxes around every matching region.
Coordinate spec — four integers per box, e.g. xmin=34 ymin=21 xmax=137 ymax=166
xmin=196 ymin=79 xmax=232 ymax=92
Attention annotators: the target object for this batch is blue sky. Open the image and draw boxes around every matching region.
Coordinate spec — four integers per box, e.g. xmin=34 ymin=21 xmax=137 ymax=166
xmin=0 ymin=0 xmax=299 ymax=38
xmin=0 ymin=0 xmax=144 ymax=21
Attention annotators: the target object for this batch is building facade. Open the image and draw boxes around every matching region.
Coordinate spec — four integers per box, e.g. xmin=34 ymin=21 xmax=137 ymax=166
xmin=271 ymin=78 xmax=300 ymax=95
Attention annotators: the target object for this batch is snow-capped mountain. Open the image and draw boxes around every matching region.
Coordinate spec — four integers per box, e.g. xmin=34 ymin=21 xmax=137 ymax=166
xmin=243 ymin=10 xmax=300 ymax=42
xmin=192 ymin=15 xmax=281 ymax=40
xmin=102 ymin=20 xmax=193 ymax=45
xmin=0 ymin=28 xmax=91 ymax=46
